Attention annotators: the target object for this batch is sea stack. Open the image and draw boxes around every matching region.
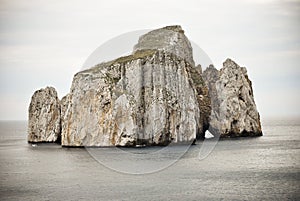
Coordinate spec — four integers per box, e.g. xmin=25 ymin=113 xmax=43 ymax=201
xmin=203 ymin=59 xmax=263 ymax=137
xmin=28 ymin=25 xmax=263 ymax=146
xmin=28 ymin=87 xmax=61 ymax=142
xmin=60 ymin=25 xmax=207 ymax=146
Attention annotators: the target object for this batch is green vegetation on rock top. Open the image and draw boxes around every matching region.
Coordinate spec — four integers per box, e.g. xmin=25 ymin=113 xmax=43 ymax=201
xmin=113 ymin=49 xmax=157 ymax=65
xmin=78 ymin=49 xmax=157 ymax=75
xmin=162 ymin=25 xmax=184 ymax=34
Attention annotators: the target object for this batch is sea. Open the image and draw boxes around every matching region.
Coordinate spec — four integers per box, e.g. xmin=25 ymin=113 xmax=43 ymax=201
xmin=0 ymin=118 xmax=299 ymax=201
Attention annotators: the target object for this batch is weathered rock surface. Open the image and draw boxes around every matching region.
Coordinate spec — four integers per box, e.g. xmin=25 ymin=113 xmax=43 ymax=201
xmin=133 ymin=25 xmax=195 ymax=66
xmin=202 ymin=64 xmax=220 ymax=135
xmin=61 ymin=50 xmax=201 ymax=146
xmin=203 ymin=59 xmax=262 ymax=137
xmin=28 ymin=87 xmax=61 ymax=142
xmin=60 ymin=93 xmax=71 ymax=145
xmin=28 ymin=25 xmax=263 ymax=146
xmin=187 ymin=65 xmax=211 ymax=139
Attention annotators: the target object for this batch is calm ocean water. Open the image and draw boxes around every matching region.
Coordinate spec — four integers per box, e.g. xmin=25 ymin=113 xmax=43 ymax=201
xmin=0 ymin=118 xmax=299 ymax=201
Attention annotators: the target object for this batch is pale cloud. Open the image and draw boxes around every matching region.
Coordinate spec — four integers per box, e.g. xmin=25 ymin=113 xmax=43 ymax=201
xmin=0 ymin=0 xmax=299 ymax=120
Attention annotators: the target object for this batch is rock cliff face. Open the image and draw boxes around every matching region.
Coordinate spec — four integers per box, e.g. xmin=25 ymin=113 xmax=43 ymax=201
xmin=28 ymin=87 xmax=61 ymax=142
xmin=203 ymin=59 xmax=262 ymax=137
xmin=61 ymin=50 xmax=201 ymax=146
xmin=59 ymin=25 xmax=212 ymax=146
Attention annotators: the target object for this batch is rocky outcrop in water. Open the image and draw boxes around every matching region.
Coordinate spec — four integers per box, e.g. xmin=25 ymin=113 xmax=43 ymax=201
xmin=28 ymin=87 xmax=61 ymax=142
xmin=60 ymin=26 xmax=208 ymax=146
xmin=28 ymin=25 xmax=263 ymax=146
xmin=61 ymin=52 xmax=202 ymax=146
xmin=203 ymin=59 xmax=262 ymax=137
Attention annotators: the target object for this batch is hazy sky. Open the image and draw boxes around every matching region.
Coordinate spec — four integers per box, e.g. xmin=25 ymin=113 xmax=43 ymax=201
xmin=0 ymin=0 xmax=299 ymax=120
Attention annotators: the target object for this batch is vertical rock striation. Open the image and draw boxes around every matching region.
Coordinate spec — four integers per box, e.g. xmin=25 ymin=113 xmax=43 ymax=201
xmin=203 ymin=59 xmax=262 ymax=137
xmin=28 ymin=87 xmax=61 ymax=142
xmin=61 ymin=50 xmax=201 ymax=146
xmin=59 ymin=25 xmax=209 ymax=146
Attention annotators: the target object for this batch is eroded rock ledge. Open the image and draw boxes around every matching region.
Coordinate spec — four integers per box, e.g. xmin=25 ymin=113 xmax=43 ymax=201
xmin=27 ymin=25 xmax=262 ymax=146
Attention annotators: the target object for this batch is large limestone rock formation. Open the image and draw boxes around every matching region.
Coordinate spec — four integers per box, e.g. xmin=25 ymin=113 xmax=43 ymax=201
xmin=27 ymin=25 xmax=263 ymax=146
xmin=203 ymin=59 xmax=262 ymax=137
xmin=28 ymin=87 xmax=61 ymax=142
xmin=61 ymin=50 xmax=201 ymax=146
xmin=61 ymin=25 xmax=208 ymax=146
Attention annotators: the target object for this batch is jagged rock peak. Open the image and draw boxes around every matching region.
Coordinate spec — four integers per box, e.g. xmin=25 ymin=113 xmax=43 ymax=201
xmin=203 ymin=59 xmax=262 ymax=137
xmin=203 ymin=64 xmax=219 ymax=84
xmin=207 ymin=64 xmax=216 ymax=69
xmin=195 ymin=64 xmax=202 ymax=74
xmin=28 ymin=86 xmax=61 ymax=143
xmin=133 ymin=25 xmax=195 ymax=66
xmin=223 ymin=58 xmax=241 ymax=70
